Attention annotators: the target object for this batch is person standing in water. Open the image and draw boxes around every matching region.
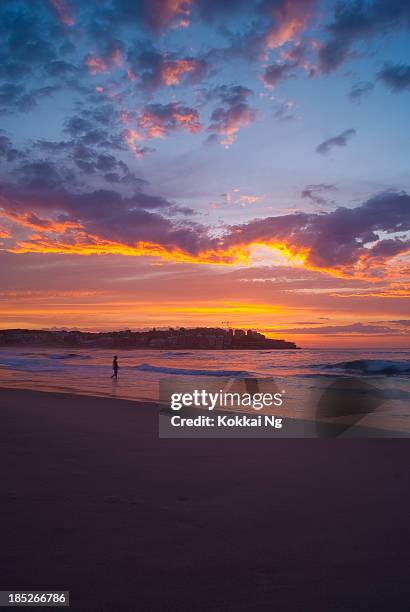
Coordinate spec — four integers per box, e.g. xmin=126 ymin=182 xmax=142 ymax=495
xmin=111 ymin=355 xmax=119 ymax=380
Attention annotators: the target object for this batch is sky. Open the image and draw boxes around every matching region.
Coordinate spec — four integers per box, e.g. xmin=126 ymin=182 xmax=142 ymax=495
xmin=0 ymin=0 xmax=409 ymax=347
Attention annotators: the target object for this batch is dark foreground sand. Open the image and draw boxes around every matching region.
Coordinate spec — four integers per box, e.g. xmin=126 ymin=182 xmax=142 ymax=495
xmin=1 ymin=387 xmax=410 ymax=611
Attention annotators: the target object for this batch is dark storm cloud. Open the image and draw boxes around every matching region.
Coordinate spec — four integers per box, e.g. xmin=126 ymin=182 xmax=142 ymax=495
xmin=316 ymin=129 xmax=356 ymax=154
xmin=319 ymin=0 xmax=410 ymax=72
xmin=349 ymin=81 xmax=374 ymax=101
xmin=377 ymin=63 xmax=410 ymax=92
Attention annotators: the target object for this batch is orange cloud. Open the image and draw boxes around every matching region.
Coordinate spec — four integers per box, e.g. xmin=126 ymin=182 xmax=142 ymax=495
xmin=85 ymin=49 xmax=122 ymax=75
xmin=1 ymin=190 xmax=409 ymax=285
xmin=160 ymin=59 xmax=199 ymax=85
xmin=123 ymin=128 xmax=149 ymax=158
xmin=151 ymin=0 xmax=192 ymax=30
xmin=210 ymin=105 xmax=256 ymax=147
xmin=1 ymin=209 xmax=81 ymax=233
xmin=208 ymin=86 xmax=256 ymax=147
xmin=8 ymin=230 xmax=311 ymax=276
xmin=85 ymin=56 xmax=109 ymax=75
xmin=3 ymin=216 xmax=409 ymax=285
xmin=138 ymin=103 xmax=201 ymax=138
xmin=265 ymin=0 xmax=315 ymax=49
xmin=10 ymin=235 xmax=241 ymax=265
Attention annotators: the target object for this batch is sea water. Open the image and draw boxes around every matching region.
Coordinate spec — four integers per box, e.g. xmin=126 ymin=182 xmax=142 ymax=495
xmin=0 ymin=347 xmax=409 ymax=433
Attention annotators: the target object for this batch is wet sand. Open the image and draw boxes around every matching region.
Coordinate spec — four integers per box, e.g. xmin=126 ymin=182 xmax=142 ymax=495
xmin=1 ymin=387 xmax=410 ymax=611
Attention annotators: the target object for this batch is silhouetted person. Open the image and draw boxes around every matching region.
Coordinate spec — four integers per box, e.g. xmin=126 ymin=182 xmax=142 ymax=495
xmin=111 ymin=355 xmax=119 ymax=380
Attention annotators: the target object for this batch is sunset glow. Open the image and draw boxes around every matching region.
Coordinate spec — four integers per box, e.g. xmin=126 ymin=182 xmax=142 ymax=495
xmin=0 ymin=0 xmax=409 ymax=347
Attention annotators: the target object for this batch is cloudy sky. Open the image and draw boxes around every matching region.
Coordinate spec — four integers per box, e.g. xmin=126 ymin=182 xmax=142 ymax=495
xmin=0 ymin=0 xmax=409 ymax=346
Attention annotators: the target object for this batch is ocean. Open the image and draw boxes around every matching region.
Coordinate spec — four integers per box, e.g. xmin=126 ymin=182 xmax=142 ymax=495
xmin=0 ymin=347 xmax=409 ymax=434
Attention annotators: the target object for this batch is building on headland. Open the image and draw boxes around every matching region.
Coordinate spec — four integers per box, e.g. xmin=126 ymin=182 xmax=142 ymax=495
xmin=0 ymin=327 xmax=299 ymax=350
xmin=234 ymin=329 xmax=246 ymax=338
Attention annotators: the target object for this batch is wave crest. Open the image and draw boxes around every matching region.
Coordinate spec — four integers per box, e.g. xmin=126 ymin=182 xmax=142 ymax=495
xmin=321 ymin=359 xmax=410 ymax=375
xmin=134 ymin=363 xmax=250 ymax=376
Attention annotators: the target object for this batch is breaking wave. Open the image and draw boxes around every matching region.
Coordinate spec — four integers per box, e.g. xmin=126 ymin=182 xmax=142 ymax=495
xmin=0 ymin=352 xmax=91 ymax=372
xmin=134 ymin=363 xmax=251 ymax=377
xmin=0 ymin=357 xmax=62 ymax=372
xmin=320 ymin=359 xmax=410 ymax=376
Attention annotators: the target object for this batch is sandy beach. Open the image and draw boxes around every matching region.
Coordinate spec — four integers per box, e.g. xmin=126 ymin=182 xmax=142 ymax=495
xmin=1 ymin=386 xmax=410 ymax=611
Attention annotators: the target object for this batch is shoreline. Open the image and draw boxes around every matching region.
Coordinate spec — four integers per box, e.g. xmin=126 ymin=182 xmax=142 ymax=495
xmin=1 ymin=384 xmax=407 ymax=440
xmin=0 ymin=381 xmax=157 ymax=404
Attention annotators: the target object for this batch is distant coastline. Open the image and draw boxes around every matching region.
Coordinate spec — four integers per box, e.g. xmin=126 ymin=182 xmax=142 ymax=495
xmin=0 ymin=327 xmax=299 ymax=350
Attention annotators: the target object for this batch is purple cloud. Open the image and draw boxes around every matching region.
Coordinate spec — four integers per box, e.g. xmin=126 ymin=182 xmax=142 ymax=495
xmin=316 ymin=129 xmax=356 ymax=154
xmin=377 ymin=63 xmax=410 ymax=92
xmin=319 ymin=1 xmax=410 ymax=72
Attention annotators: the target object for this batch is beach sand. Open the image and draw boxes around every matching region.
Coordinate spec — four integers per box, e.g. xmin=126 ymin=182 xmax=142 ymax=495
xmin=1 ymin=387 xmax=410 ymax=611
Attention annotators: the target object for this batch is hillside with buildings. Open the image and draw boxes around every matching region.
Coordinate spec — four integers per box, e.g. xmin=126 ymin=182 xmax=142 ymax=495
xmin=0 ymin=328 xmax=299 ymax=350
